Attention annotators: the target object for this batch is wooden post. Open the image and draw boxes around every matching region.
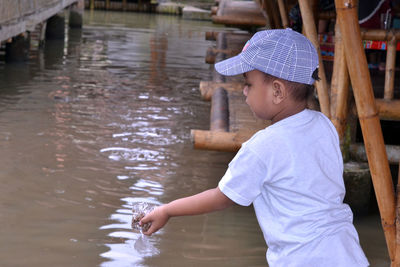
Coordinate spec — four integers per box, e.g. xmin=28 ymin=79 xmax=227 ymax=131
xmin=210 ymin=88 xmax=229 ymax=131
xmin=335 ymin=0 xmax=396 ymax=262
xmin=210 ymin=32 xmax=229 ymax=132
xmin=384 ymin=37 xmax=397 ymax=100
xmin=331 ymin=22 xmax=350 ymax=142
xmin=298 ymin=0 xmax=331 ymax=118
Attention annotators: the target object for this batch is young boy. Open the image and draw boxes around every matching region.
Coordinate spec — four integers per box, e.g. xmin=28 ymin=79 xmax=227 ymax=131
xmin=140 ymin=28 xmax=369 ymax=267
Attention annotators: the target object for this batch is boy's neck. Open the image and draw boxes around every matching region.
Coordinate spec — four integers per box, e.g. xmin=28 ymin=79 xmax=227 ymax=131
xmin=271 ymin=101 xmax=307 ymax=124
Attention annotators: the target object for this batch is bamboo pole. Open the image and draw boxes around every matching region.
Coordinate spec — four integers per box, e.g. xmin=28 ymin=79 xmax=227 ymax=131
xmin=90 ymin=0 xmax=94 ymax=9
xmin=376 ymin=100 xmax=400 ymax=120
xmin=331 ymin=22 xmax=350 ymax=141
xmin=384 ymin=37 xmax=397 ymax=100
xmin=298 ymin=0 xmax=331 ymax=118
xmin=199 ymin=81 xmax=243 ymax=101
xmin=360 ymin=29 xmax=400 ymax=41
xmin=335 ymin=0 xmax=396 ymax=262
xmin=396 ymin=163 xmax=400 ymax=266
xmin=351 ymin=100 xmax=400 ymax=120
xmin=277 ymin=0 xmax=289 ymax=28
xmin=261 ymin=0 xmax=281 ymax=29
xmin=191 ymin=130 xmax=251 ymax=152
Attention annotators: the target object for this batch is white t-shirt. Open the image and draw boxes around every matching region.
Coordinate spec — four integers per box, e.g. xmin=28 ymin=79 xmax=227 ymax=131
xmin=219 ymin=109 xmax=369 ymax=267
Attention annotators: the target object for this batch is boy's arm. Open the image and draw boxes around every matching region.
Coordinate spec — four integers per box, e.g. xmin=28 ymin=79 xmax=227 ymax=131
xmin=140 ymin=187 xmax=235 ymax=235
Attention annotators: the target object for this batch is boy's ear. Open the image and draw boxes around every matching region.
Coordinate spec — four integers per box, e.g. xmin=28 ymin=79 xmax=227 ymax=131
xmin=271 ymin=80 xmax=287 ymax=104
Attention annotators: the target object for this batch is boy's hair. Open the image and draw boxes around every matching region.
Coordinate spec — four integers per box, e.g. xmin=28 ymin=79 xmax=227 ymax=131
xmin=263 ymin=69 xmax=319 ymax=102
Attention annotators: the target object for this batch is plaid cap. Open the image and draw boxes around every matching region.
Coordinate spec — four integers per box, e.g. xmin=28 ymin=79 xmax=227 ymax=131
xmin=215 ymin=28 xmax=319 ymax=85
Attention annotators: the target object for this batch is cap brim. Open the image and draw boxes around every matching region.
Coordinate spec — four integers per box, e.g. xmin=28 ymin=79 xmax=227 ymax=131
xmin=214 ymin=54 xmax=254 ymax=76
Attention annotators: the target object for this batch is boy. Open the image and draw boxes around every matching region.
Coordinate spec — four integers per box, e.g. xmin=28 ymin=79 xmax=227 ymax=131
xmin=140 ymin=28 xmax=369 ymax=266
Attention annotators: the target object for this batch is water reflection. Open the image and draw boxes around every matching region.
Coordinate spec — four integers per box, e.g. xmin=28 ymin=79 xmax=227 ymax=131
xmin=100 ymin=198 xmax=161 ymax=266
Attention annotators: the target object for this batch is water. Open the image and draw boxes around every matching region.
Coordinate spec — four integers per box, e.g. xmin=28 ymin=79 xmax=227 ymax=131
xmin=0 ymin=11 xmax=390 ymax=267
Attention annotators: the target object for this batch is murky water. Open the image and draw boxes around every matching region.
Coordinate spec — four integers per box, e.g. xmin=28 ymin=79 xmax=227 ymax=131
xmin=0 ymin=11 xmax=390 ymax=267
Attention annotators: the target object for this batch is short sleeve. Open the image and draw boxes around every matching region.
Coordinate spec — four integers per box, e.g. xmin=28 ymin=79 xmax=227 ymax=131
xmin=218 ymin=144 xmax=267 ymax=206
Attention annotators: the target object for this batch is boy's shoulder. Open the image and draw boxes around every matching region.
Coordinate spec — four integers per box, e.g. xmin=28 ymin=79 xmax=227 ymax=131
xmin=245 ymin=109 xmax=335 ymax=148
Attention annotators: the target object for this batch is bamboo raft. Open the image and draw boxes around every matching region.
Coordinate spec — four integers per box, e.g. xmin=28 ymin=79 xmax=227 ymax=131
xmin=194 ymin=0 xmax=400 ymax=265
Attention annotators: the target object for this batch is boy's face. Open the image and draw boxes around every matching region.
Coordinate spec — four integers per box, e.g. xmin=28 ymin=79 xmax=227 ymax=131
xmin=243 ymin=70 xmax=278 ymax=121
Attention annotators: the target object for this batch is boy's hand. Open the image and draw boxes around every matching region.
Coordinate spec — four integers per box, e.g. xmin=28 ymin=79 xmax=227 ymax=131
xmin=140 ymin=205 xmax=170 ymax=236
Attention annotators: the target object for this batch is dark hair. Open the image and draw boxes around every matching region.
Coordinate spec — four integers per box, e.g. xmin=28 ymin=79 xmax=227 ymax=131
xmin=263 ymin=69 xmax=319 ymax=102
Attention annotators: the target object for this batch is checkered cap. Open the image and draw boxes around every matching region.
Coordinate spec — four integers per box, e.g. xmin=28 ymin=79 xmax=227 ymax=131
xmin=215 ymin=28 xmax=319 ymax=85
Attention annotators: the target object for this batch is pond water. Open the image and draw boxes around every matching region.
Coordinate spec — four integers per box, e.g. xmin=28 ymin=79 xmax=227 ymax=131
xmin=0 ymin=10 xmax=390 ymax=267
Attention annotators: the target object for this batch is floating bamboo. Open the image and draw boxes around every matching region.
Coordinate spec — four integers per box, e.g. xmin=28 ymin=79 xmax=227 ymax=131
xmin=298 ymin=0 xmax=331 ymax=118
xmin=191 ymin=130 xmax=251 ymax=152
xmin=199 ymin=81 xmax=243 ymax=101
xmin=336 ymin=0 xmax=396 ymax=262
xmin=213 ymin=0 xmax=268 ymax=27
xmin=205 ymin=47 xmax=239 ymax=64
